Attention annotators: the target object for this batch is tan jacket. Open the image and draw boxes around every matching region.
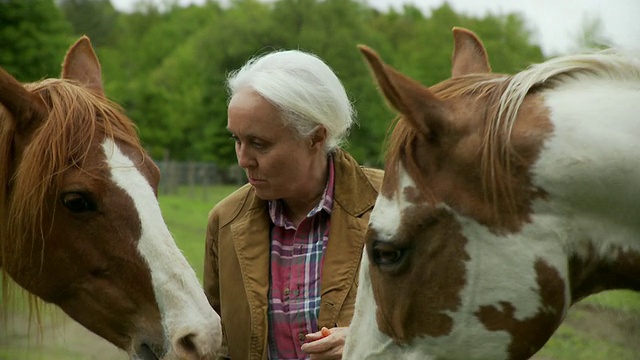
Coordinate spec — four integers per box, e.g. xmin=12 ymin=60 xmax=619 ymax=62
xmin=203 ymin=149 xmax=383 ymax=360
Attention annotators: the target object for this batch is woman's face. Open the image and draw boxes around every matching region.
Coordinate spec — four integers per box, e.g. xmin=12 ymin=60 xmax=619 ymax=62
xmin=227 ymin=89 xmax=325 ymax=201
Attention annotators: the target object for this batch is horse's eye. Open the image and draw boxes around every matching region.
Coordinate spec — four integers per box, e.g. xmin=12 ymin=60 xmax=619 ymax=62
xmin=371 ymin=241 xmax=405 ymax=266
xmin=62 ymin=192 xmax=95 ymax=213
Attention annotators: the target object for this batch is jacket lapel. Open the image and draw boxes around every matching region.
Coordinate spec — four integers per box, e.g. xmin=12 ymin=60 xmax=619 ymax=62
xmin=231 ymin=196 xmax=271 ymax=357
xmin=318 ymin=150 xmax=379 ymax=327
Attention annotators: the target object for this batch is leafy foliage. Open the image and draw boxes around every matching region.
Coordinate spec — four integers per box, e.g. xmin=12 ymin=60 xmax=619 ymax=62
xmin=0 ymin=0 xmax=72 ymax=82
xmin=58 ymin=0 xmax=121 ymax=47
xmin=3 ymin=0 xmax=550 ymax=166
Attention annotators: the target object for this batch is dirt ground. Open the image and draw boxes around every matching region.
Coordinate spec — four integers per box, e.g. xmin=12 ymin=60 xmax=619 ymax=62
xmin=1 ymin=301 xmax=638 ymax=359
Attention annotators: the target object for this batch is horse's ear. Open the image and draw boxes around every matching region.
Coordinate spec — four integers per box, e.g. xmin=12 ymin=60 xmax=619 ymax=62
xmin=358 ymin=45 xmax=447 ymax=138
xmin=451 ymin=27 xmax=491 ymax=77
xmin=0 ymin=67 xmax=48 ymax=137
xmin=62 ymin=36 xmax=104 ymax=97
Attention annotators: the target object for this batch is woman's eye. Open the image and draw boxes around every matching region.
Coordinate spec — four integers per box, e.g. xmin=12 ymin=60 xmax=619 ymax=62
xmin=62 ymin=192 xmax=96 ymax=213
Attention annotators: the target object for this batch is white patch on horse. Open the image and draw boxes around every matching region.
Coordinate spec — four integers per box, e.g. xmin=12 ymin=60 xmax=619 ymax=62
xmin=344 ymin=253 xmax=402 ymax=360
xmin=369 ymin=165 xmax=416 ymax=242
xmin=445 ymin=211 xmax=569 ymax=358
xmin=534 ymin=76 xmax=640 ymax=259
xmin=102 ymin=139 xmax=221 ymax=356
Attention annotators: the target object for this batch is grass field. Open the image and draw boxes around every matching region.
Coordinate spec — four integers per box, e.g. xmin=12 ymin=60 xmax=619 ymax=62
xmin=2 ymin=185 xmax=640 ymax=359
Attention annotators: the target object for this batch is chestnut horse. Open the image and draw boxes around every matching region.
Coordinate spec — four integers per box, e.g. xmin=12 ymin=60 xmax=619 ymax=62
xmin=0 ymin=37 xmax=222 ymax=359
xmin=344 ymin=28 xmax=640 ymax=359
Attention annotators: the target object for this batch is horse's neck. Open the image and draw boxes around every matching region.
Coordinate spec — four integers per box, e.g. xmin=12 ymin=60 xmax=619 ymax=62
xmin=535 ymin=77 xmax=640 ymax=299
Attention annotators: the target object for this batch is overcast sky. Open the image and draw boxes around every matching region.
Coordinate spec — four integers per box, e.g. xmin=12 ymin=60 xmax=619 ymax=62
xmin=111 ymin=0 xmax=640 ymax=55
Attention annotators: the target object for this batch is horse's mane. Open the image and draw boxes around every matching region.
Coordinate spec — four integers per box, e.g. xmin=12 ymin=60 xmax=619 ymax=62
xmin=0 ymin=78 xmax=143 ymax=277
xmin=388 ymin=50 xmax=640 ymax=218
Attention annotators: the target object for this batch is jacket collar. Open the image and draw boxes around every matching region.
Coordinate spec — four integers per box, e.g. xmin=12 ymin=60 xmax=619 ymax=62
xmin=331 ymin=149 xmax=378 ymax=216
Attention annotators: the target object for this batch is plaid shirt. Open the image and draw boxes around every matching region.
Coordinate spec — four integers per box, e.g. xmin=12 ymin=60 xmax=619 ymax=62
xmin=266 ymin=156 xmax=335 ymax=360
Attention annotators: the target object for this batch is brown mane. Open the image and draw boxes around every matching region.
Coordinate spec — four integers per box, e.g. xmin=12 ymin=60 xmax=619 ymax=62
xmin=0 ymin=78 xmax=142 ymax=275
xmin=384 ymin=73 xmax=513 ymax=210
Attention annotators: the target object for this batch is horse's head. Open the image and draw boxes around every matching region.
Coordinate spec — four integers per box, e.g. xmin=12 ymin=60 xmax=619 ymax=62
xmin=344 ymin=28 xmax=567 ymax=359
xmin=0 ymin=37 xmax=222 ymax=359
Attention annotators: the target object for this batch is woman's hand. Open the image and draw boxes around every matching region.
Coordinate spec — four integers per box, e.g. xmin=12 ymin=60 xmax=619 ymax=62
xmin=300 ymin=326 xmax=348 ymax=360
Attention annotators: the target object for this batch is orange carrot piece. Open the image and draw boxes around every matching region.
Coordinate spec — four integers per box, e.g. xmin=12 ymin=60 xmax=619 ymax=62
xmin=321 ymin=327 xmax=331 ymax=337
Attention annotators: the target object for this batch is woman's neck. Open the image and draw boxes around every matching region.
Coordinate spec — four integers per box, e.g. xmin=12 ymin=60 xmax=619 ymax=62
xmin=283 ymin=155 xmax=329 ymax=227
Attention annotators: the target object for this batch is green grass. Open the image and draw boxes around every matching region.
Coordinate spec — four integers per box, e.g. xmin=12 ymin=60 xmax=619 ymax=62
xmin=159 ymin=185 xmax=239 ymax=281
xmin=536 ymin=323 xmax=637 ymax=360
xmin=535 ymin=290 xmax=640 ymax=359
xmin=581 ymin=289 xmax=640 ymax=314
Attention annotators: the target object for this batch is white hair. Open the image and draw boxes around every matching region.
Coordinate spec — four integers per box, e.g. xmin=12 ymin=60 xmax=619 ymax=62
xmin=226 ymin=50 xmax=356 ymax=152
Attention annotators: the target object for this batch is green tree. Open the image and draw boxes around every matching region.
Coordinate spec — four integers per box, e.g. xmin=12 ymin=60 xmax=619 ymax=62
xmin=0 ymin=0 xmax=72 ymax=82
xmin=115 ymin=2 xmax=230 ymax=161
xmin=57 ymin=0 xmax=121 ymax=47
xmin=89 ymin=0 xmax=547 ymax=166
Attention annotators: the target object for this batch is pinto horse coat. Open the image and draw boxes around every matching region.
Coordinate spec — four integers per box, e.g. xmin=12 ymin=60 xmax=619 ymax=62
xmin=344 ymin=27 xmax=640 ymax=360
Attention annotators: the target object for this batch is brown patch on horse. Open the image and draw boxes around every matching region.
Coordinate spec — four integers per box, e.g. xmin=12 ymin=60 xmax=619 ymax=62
xmin=360 ymin=40 xmax=553 ymax=234
xmin=451 ymin=27 xmax=492 ymax=77
xmin=403 ymin=185 xmax=428 ymax=205
xmin=569 ymin=244 xmax=640 ymax=302
xmin=368 ymin=205 xmax=469 ymax=342
xmin=475 ymin=259 xmax=566 ymax=359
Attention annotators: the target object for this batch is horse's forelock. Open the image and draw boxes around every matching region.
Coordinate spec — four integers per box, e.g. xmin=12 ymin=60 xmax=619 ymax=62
xmin=2 ymin=79 xmax=142 ymax=272
xmin=384 ymin=74 xmax=507 ymax=204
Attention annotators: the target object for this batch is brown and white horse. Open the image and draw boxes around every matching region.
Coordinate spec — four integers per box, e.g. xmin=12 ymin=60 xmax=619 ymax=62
xmin=344 ymin=28 xmax=640 ymax=359
xmin=0 ymin=37 xmax=222 ymax=359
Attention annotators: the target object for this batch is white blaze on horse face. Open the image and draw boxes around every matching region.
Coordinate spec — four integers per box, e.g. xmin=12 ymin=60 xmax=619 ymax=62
xmin=369 ymin=164 xmax=414 ymax=242
xmin=102 ymin=139 xmax=222 ymax=356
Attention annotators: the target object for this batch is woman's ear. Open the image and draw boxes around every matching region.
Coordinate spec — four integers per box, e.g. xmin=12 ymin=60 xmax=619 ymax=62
xmin=310 ymin=125 xmax=328 ymax=149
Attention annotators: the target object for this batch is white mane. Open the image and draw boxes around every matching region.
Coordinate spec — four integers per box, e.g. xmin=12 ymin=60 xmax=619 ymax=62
xmin=491 ymin=50 xmax=640 ymax=142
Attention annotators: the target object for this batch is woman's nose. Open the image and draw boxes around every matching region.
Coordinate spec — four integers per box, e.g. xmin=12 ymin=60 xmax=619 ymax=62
xmin=236 ymin=145 xmax=255 ymax=168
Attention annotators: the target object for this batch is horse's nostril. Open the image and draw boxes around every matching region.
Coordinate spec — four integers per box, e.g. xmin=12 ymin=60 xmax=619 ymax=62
xmin=179 ymin=333 xmax=198 ymax=353
xmin=174 ymin=332 xmax=210 ymax=359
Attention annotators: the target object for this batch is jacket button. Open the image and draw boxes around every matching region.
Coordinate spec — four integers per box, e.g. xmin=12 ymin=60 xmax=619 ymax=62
xmin=298 ymin=332 xmax=306 ymax=342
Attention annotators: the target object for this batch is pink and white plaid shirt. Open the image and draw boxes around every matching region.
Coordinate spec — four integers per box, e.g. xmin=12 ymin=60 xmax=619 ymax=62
xmin=266 ymin=156 xmax=335 ymax=360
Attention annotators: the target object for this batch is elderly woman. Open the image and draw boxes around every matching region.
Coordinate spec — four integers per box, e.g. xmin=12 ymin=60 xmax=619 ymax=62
xmin=203 ymin=49 xmax=382 ymax=360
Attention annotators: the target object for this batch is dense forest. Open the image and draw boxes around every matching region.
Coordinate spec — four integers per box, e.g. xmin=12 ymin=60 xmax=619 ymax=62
xmin=1 ymin=0 xmax=551 ymax=167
